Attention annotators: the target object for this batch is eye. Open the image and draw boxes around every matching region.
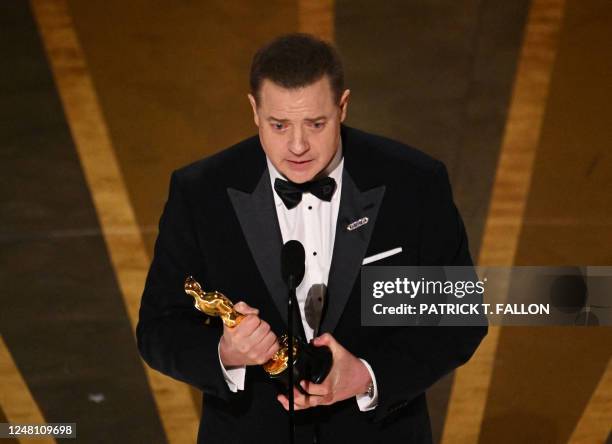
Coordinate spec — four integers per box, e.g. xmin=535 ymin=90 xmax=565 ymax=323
xmin=312 ymin=121 xmax=325 ymax=129
xmin=271 ymin=122 xmax=286 ymax=131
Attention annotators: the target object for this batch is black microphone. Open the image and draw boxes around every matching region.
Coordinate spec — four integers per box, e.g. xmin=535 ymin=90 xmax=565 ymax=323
xmin=281 ymin=240 xmax=305 ymax=444
xmin=281 ymin=240 xmax=305 ymax=290
xmin=279 ymin=238 xmax=333 ymax=434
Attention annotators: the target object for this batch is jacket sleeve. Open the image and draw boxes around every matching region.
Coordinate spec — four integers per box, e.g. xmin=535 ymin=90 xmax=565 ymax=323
xmin=361 ymin=162 xmax=488 ymax=423
xmin=136 ymin=171 xmax=233 ymax=401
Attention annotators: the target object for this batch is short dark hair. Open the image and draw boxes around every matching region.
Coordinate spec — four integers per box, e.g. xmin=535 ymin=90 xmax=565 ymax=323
xmin=250 ymin=33 xmax=345 ymax=104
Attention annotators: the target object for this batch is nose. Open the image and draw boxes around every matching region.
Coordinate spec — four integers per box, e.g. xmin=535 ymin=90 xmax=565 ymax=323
xmin=288 ymin=126 xmax=309 ymax=155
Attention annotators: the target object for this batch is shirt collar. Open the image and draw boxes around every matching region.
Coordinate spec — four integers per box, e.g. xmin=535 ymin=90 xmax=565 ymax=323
xmin=267 ymin=138 xmax=344 ymax=208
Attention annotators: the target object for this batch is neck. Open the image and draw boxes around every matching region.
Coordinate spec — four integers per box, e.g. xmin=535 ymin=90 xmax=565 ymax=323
xmin=312 ymin=136 xmax=343 ymax=181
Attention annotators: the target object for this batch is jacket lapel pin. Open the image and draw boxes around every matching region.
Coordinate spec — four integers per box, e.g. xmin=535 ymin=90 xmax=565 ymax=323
xmin=347 ymin=217 xmax=369 ymax=231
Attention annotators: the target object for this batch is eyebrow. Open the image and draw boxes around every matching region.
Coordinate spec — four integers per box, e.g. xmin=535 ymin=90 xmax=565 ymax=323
xmin=267 ymin=116 xmax=328 ymax=123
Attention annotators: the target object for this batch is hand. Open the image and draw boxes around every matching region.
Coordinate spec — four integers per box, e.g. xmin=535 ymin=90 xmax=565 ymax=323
xmin=276 ymin=333 xmax=371 ymax=410
xmin=219 ymin=301 xmax=279 ymax=367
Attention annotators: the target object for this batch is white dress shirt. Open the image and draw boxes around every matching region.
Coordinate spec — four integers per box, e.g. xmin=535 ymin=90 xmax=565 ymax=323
xmin=218 ymin=141 xmax=378 ymax=411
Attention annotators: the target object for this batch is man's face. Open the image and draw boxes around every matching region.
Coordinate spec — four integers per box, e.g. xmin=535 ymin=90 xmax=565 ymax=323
xmin=248 ymin=76 xmax=350 ymax=183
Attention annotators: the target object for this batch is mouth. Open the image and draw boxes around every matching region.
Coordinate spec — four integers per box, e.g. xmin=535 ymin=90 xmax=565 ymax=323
xmin=285 ymin=159 xmax=314 ymax=172
xmin=286 ymin=159 xmax=314 ymax=166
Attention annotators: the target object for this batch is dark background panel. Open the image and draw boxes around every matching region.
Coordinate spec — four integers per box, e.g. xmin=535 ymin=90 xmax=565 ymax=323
xmin=0 ymin=2 xmax=165 ymax=442
xmin=67 ymin=0 xmax=300 ymax=255
xmin=335 ymin=0 xmax=530 ymax=258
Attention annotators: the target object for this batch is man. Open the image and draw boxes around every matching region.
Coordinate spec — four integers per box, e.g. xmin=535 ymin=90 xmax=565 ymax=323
xmin=137 ymin=33 xmax=486 ymax=443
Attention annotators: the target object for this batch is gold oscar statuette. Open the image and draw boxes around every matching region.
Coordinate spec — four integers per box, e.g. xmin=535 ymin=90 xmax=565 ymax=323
xmin=184 ymin=276 xmax=295 ymax=377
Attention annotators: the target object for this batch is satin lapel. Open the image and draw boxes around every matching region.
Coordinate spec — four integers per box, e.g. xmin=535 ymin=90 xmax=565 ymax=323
xmin=227 ymin=170 xmax=306 ymax=338
xmin=320 ymin=169 xmax=385 ymax=334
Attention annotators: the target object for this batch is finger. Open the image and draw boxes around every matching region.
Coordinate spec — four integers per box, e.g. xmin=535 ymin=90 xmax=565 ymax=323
xmin=258 ymin=331 xmax=279 ymax=358
xmin=277 ymin=394 xmax=307 ymax=411
xmin=291 ymin=388 xmax=313 ymax=409
xmin=313 ymin=333 xmax=341 ymax=355
xmin=249 ymin=331 xmax=278 ymax=364
xmin=245 ymin=320 xmax=271 ymax=346
xmin=277 ymin=394 xmax=289 ymax=410
xmin=299 ymin=382 xmax=332 ymax=406
xmin=233 ymin=301 xmax=259 ymax=316
xmin=268 ymin=336 xmax=280 ymax=355
xmin=288 ymin=388 xmax=312 ymax=408
xmin=313 ymin=332 xmax=334 ymax=347
xmin=234 ymin=314 xmax=261 ymax=337
xmin=258 ymin=336 xmax=280 ymax=362
xmin=300 ymin=380 xmax=329 ymax=397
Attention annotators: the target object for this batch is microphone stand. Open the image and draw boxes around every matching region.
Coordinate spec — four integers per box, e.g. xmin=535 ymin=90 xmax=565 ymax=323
xmin=287 ymin=275 xmax=296 ymax=444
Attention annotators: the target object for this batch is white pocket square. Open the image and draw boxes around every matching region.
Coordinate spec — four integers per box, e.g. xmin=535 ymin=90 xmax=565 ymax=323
xmin=362 ymin=247 xmax=403 ymax=265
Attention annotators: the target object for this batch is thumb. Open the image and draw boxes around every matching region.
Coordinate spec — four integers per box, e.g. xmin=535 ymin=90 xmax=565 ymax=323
xmin=313 ymin=333 xmax=336 ymax=349
xmin=234 ymin=301 xmax=259 ymax=315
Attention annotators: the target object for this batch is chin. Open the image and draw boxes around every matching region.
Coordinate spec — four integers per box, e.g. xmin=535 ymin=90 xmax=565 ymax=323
xmin=285 ymin=172 xmax=314 ymax=184
xmin=282 ymin=165 xmax=319 ymax=183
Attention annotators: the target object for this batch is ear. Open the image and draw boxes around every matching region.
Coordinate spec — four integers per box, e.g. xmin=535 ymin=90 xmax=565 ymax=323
xmin=339 ymin=89 xmax=351 ymax=123
xmin=247 ymin=93 xmax=260 ymax=127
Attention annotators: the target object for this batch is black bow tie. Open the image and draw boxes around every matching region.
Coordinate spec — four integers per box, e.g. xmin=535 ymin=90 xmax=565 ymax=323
xmin=274 ymin=177 xmax=337 ymax=209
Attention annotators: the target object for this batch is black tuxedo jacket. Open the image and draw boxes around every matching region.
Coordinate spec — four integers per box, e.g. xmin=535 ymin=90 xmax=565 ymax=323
xmin=137 ymin=126 xmax=487 ymax=443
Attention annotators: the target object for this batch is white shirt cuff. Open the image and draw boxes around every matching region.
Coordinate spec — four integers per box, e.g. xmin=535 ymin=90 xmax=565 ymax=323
xmin=356 ymin=358 xmax=378 ymax=411
xmin=218 ymin=341 xmax=246 ymax=392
